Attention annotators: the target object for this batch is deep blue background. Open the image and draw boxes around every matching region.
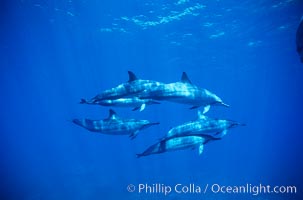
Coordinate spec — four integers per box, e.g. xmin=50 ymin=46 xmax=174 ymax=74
xmin=1 ymin=0 xmax=303 ymax=199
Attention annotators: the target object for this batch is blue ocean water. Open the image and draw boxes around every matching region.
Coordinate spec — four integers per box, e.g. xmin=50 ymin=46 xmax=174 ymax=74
xmin=1 ymin=0 xmax=303 ymax=199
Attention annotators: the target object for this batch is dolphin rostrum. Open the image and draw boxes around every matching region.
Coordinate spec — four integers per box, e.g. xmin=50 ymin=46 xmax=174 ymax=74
xmin=163 ymin=110 xmax=245 ymax=140
xmin=136 ymin=135 xmax=220 ymax=158
xmin=80 ymin=97 xmax=160 ymax=112
xmin=139 ymin=72 xmax=229 ymax=111
xmin=72 ymin=109 xmax=159 ymax=139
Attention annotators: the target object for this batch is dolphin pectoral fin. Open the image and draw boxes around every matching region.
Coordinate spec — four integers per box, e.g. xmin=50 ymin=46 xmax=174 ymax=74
xmin=199 ymin=144 xmax=204 ymax=155
xmin=221 ymin=129 xmax=228 ymax=137
xmin=129 ymin=130 xmax=139 ymax=140
xmin=216 ymin=129 xmax=228 ymax=137
xmin=202 ymin=105 xmax=210 ymax=114
xmin=139 ymin=104 xmax=146 ymax=112
xmin=197 ymin=110 xmax=208 ymax=120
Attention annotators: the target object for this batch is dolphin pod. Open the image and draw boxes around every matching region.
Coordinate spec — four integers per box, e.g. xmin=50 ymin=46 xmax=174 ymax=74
xmin=137 ymin=110 xmax=245 ymax=157
xmin=80 ymin=71 xmax=164 ymax=111
xmin=80 ymin=71 xmax=229 ymax=111
xmin=73 ymin=71 xmax=244 ymax=157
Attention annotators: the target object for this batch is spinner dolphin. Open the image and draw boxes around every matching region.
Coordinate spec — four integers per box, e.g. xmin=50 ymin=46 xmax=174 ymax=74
xmin=137 ymin=135 xmax=220 ymax=158
xmin=84 ymin=71 xmax=165 ymax=103
xmin=73 ymin=109 xmax=159 ymax=139
xmin=163 ymin=110 xmax=245 ymax=140
xmin=80 ymin=97 xmax=160 ymax=112
xmin=139 ymin=72 xmax=229 ymax=110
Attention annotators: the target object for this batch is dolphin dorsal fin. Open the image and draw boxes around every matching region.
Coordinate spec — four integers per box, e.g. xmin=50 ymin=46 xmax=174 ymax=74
xmin=108 ymin=109 xmax=118 ymax=120
xmin=128 ymin=71 xmax=138 ymax=82
xmin=181 ymin=72 xmax=192 ymax=84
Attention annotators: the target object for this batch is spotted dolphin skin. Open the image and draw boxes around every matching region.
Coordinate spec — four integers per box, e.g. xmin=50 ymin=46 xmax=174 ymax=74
xmin=80 ymin=97 xmax=160 ymax=112
xmin=87 ymin=71 xmax=165 ymax=102
xmin=139 ymin=72 xmax=229 ymax=110
xmin=163 ymin=110 xmax=245 ymax=140
xmin=136 ymin=135 xmax=220 ymax=158
xmin=72 ymin=109 xmax=159 ymax=139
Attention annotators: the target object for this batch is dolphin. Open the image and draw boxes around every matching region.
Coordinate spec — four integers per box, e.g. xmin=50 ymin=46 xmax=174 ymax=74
xmin=85 ymin=71 xmax=165 ymax=102
xmin=136 ymin=135 xmax=220 ymax=158
xmin=80 ymin=97 xmax=160 ymax=112
xmin=163 ymin=110 xmax=245 ymax=140
xmin=72 ymin=109 xmax=159 ymax=139
xmin=139 ymin=72 xmax=229 ymax=110
xmin=296 ymin=16 xmax=303 ymax=63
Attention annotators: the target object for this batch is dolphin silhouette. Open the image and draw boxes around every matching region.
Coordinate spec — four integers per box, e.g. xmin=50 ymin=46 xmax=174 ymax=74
xmin=85 ymin=71 xmax=165 ymax=102
xmin=72 ymin=109 xmax=159 ymax=139
xmin=137 ymin=135 xmax=220 ymax=158
xmin=163 ymin=110 xmax=245 ymax=140
xmin=139 ymin=72 xmax=229 ymax=111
